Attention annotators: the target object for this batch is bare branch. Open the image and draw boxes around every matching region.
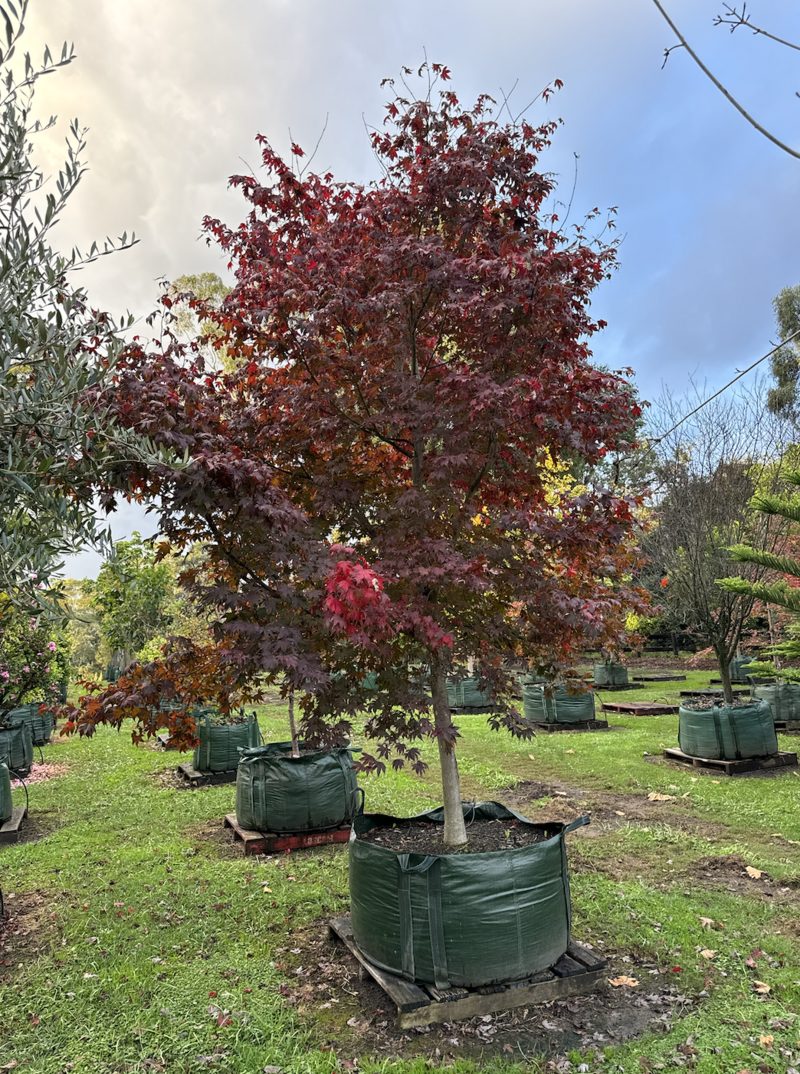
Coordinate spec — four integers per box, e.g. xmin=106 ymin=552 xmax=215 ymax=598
xmin=652 ymin=0 xmax=800 ymax=160
xmin=714 ymin=3 xmax=800 ymax=53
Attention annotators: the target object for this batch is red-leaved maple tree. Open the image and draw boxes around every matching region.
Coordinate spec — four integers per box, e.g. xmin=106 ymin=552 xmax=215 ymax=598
xmin=64 ymin=65 xmax=648 ymax=844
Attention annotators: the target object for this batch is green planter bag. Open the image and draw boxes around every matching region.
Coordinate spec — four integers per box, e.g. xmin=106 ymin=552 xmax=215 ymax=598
xmin=593 ymin=663 xmax=628 ymax=686
xmin=730 ymin=656 xmax=753 ymax=683
xmin=193 ymin=712 xmax=261 ymax=773
xmin=236 ymin=741 xmax=361 ymax=833
xmin=0 ymin=762 xmax=12 ymax=824
xmin=0 ymin=718 xmax=33 ymax=773
xmin=751 ymin=682 xmax=800 ymax=722
xmin=678 ymin=700 xmax=777 ymax=760
xmin=446 ymin=677 xmax=492 ymax=710
xmin=521 ymin=681 xmax=595 ymax=724
xmin=349 ymin=801 xmax=589 ymax=990
xmin=9 ymin=702 xmax=53 ymax=747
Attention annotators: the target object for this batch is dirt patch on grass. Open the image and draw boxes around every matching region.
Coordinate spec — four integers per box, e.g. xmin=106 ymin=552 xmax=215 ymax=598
xmin=183 ymin=818 xmax=244 ymax=861
xmin=689 ymin=853 xmax=799 ymax=902
xmin=12 ymin=807 xmax=64 ymax=845
xmin=0 ymin=888 xmax=55 ymax=980
xmin=503 ymin=779 xmax=722 ymax=838
xmin=281 ymin=922 xmax=691 ymax=1064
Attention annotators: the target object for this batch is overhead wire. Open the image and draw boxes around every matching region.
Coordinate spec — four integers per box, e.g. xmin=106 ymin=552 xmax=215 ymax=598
xmin=649 ymin=328 xmax=800 ymax=444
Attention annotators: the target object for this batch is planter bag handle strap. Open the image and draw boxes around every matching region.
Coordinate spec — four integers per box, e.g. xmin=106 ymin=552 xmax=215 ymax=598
xmin=711 ymin=707 xmax=727 ymax=760
xmin=563 ymin=814 xmax=591 ymax=834
xmin=397 ymin=854 xmax=450 ymax=991
xmin=350 ymin=786 xmax=365 ymax=817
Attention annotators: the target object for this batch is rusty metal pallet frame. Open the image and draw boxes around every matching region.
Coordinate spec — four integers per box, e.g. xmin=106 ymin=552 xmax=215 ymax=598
xmin=223 ymin=813 xmax=351 ymax=855
xmin=329 ymin=915 xmax=606 ymax=1028
xmin=177 ymin=761 xmax=237 ymax=786
xmin=0 ymin=806 xmax=27 ymax=845
xmin=601 ymin=701 xmax=679 ymax=716
xmin=663 ymin=747 xmax=798 ymax=776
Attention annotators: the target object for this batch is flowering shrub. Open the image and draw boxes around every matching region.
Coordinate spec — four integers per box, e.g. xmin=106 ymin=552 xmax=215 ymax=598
xmin=0 ymin=611 xmax=69 ymax=723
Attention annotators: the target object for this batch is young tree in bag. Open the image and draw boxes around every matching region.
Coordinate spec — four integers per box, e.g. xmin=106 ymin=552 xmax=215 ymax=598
xmin=62 ymin=66 xmax=648 ymax=845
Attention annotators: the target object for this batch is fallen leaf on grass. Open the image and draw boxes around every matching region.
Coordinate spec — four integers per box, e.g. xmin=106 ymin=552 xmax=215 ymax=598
xmin=759 ymin=1034 xmax=774 ymax=1048
xmin=711 ymin=780 xmax=720 ymax=784
xmin=528 ymin=754 xmax=535 ymax=760
xmin=753 ymin=980 xmax=771 ymax=994
xmin=609 ymin=975 xmax=639 ymax=987
xmin=565 ymin=749 xmax=575 ymax=754
xmin=746 ymin=866 xmax=764 ymax=879
xmin=614 ymin=810 xmax=626 ymax=817
xmin=700 ymin=949 xmax=715 ymax=959
xmin=698 ymin=916 xmax=723 ymax=930
xmin=648 ymin=792 xmax=677 ymax=802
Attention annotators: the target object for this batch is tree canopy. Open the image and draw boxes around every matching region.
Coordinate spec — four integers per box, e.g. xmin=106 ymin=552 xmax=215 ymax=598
xmin=62 ymin=65 xmax=649 ymax=844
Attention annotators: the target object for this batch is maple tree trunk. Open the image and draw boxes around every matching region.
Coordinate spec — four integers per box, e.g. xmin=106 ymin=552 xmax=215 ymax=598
xmin=716 ymin=649 xmax=735 ymax=705
xmin=288 ymin=691 xmax=300 ymax=758
xmin=429 ymin=654 xmax=467 ymax=846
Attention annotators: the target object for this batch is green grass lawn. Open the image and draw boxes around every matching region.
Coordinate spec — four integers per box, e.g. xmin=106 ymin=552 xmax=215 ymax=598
xmin=4 ymin=675 xmax=800 ymax=1073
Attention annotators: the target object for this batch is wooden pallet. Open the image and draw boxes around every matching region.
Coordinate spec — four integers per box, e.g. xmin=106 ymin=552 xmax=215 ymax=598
xmin=601 ymin=701 xmax=679 ymax=716
xmin=663 ymin=747 xmax=798 ymax=776
xmin=530 ymin=718 xmax=609 ymax=733
xmin=632 ymin=674 xmax=686 ymax=683
xmin=679 ymin=688 xmax=750 ymax=699
xmin=156 ymin=732 xmax=177 ymax=750
xmin=0 ymin=806 xmax=27 ymax=846
xmin=329 ymin=916 xmax=606 ymax=1028
xmin=177 ymin=761 xmax=237 ymax=786
xmin=223 ymin=813 xmax=351 ymax=855
xmin=592 ymin=682 xmax=638 ymax=692
xmin=448 ymin=706 xmax=498 ymax=715
xmin=774 ymin=720 xmax=800 ymax=733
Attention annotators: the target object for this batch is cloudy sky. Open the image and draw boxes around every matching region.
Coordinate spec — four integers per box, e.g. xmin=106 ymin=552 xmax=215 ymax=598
xmin=25 ymin=0 xmax=800 ymax=574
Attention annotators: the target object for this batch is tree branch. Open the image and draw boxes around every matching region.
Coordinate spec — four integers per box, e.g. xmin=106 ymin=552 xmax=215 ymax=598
xmin=652 ymin=0 xmax=800 ymax=160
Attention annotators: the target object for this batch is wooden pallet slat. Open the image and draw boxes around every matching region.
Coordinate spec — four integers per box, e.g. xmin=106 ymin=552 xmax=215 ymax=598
xmin=224 ymin=814 xmax=351 ymax=855
xmin=177 ymin=761 xmax=237 ymax=786
xmin=601 ymin=701 xmax=678 ymax=716
xmin=329 ymin=915 xmax=606 ymax=1028
xmin=663 ymin=746 xmax=798 ymax=776
xmin=530 ymin=718 xmax=609 ymax=733
xmin=0 ymin=806 xmax=27 ymax=845
xmin=632 ymin=674 xmax=687 ymax=682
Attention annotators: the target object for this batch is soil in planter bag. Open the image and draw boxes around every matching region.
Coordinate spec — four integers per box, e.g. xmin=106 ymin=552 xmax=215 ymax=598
xmin=0 ymin=762 xmax=11 ymax=824
xmin=9 ymin=702 xmax=53 ymax=747
xmin=349 ymin=801 xmax=589 ymax=990
xmin=521 ymin=682 xmax=595 ymax=724
xmin=751 ymin=682 xmax=800 ymax=722
xmin=446 ymin=677 xmax=492 ymax=709
xmin=236 ymin=741 xmax=361 ymax=833
xmin=192 ymin=712 xmax=261 ymax=773
xmin=0 ymin=718 xmax=33 ymax=773
xmin=593 ymin=663 xmax=628 ymax=686
xmin=678 ymin=699 xmax=777 ymax=760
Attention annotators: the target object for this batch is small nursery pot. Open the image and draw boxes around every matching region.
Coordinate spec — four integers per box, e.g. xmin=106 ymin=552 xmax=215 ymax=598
xmin=678 ymin=699 xmax=777 ymax=760
xmin=236 ymin=741 xmax=361 ymax=834
xmin=349 ymin=801 xmax=588 ymax=990
xmin=521 ymin=681 xmax=595 ymax=724
xmin=593 ymin=663 xmax=628 ymax=687
xmin=192 ymin=711 xmax=261 ymax=773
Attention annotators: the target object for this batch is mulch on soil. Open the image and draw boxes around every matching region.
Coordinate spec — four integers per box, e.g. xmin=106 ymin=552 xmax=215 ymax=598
xmin=11 ymin=762 xmax=69 ymax=787
xmin=358 ymin=817 xmax=548 ymax=855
